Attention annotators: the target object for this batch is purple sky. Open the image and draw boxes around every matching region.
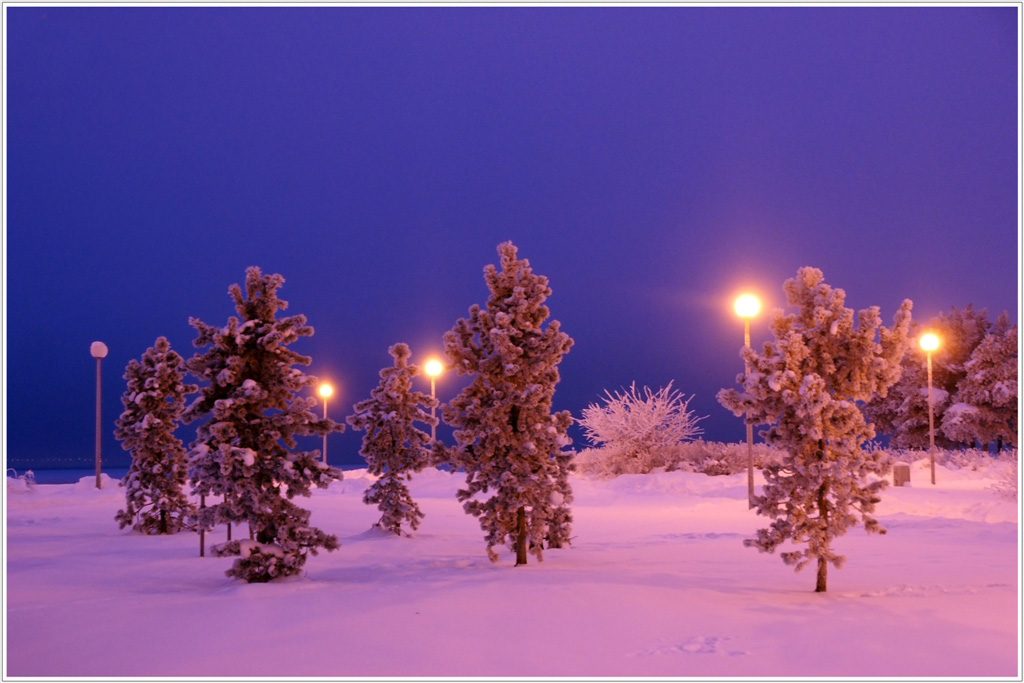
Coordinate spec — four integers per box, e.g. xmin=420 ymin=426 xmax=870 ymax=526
xmin=6 ymin=6 xmax=1019 ymax=470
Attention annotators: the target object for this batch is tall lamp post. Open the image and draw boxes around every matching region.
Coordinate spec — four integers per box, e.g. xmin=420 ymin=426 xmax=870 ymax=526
xmin=90 ymin=341 xmax=108 ymax=489
xmin=734 ymin=294 xmax=761 ymax=508
xmin=318 ymin=382 xmax=334 ymax=464
xmin=424 ymin=358 xmax=444 ymax=443
xmin=920 ymin=332 xmax=940 ymax=485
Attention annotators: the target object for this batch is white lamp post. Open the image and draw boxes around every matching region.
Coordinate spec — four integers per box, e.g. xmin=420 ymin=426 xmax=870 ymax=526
xmin=424 ymin=358 xmax=444 ymax=443
xmin=90 ymin=341 xmax=108 ymax=489
xmin=733 ymin=294 xmax=761 ymax=508
xmin=920 ymin=332 xmax=940 ymax=485
xmin=318 ymin=382 xmax=334 ymax=464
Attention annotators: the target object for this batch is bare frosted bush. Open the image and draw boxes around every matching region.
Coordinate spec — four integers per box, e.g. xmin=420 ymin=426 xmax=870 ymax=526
xmin=989 ymin=455 xmax=1018 ymax=502
xmin=876 ymin=446 xmax=1013 ymax=472
xmin=574 ymin=440 xmax=785 ymax=478
xmin=573 ymin=443 xmax=700 ymax=478
xmin=673 ymin=440 xmax=786 ymax=476
xmin=576 ymin=440 xmax=1016 ymax=487
xmin=934 ymin=447 xmax=1011 ymax=471
xmin=6 ymin=469 xmax=36 ymax=494
xmin=578 ymin=382 xmax=705 ymax=473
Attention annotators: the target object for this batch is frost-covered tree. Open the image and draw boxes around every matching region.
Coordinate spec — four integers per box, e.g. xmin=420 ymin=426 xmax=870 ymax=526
xmin=347 ymin=343 xmax=436 ymax=535
xmin=863 ymin=327 xmax=951 ymax=449
xmin=943 ymin=314 xmax=1018 ymax=450
xmin=441 ymin=241 xmax=575 ymax=565
xmin=866 ymin=305 xmax=991 ymax=449
xmin=936 ymin=304 xmax=992 ymax=385
xmin=114 ymin=337 xmax=197 ymax=534
xmin=928 ymin=304 xmax=993 ymax=447
xmin=578 ymin=381 xmax=705 ymax=474
xmin=184 ymin=267 xmax=344 ymax=582
xmin=718 ymin=267 xmax=913 ymax=592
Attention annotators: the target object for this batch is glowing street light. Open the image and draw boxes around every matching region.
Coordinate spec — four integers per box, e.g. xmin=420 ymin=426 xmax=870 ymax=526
xmin=90 ymin=341 xmax=108 ymax=489
xmin=734 ymin=294 xmax=762 ymax=321
xmin=734 ymin=294 xmax=761 ymax=507
xmin=424 ymin=358 xmax=444 ymax=443
xmin=318 ymin=382 xmax=334 ymax=464
xmin=920 ymin=332 xmax=940 ymax=485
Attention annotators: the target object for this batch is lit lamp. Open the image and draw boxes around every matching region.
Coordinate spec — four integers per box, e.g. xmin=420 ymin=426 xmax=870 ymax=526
xmin=318 ymin=382 xmax=334 ymax=464
xmin=424 ymin=358 xmax=444 ymax=443
xmin=919 ymin=332 xmax=940 ymax=485
xmin=733 ymin=294 xmax=761 ymax=507
xmin=90 ymin=341 xmax=108 ymax=489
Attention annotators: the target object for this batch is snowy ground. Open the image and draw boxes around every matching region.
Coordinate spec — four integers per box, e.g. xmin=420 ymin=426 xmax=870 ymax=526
xmin=5 ymin=458 xmax=1020 ymax=679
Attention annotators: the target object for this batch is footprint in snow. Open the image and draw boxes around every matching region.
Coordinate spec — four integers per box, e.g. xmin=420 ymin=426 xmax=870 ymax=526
xmin=636 ymin=635 xmax=747 ymax=657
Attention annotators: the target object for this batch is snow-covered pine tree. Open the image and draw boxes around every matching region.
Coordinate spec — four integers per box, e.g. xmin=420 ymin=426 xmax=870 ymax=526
xmin=927 ymin=304 xmax=993 ymax=448
xmin=866 ymin=305 xmax=991 ymax=449
xmin=936 ymin=304 xmax=992 ymax=386
xmin=183 ymin=267 xmax=344 ymax=582
xmin=114 ymin=336 xmax=197 ymax=534
xmin=441 ymin=241 xmax=575 ymax=565
xmin=943 ymin=313 xmax=1018 ymax=450
xmin=718 ymin=267 xmax=913 ymax=592
xmin=346 ymin=342 xmax=436 ymax=535
xmin=863 ymin=326 xmax=950 ymax=449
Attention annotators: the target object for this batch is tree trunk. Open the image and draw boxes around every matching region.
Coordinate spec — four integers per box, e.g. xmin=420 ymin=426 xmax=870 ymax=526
xmin=159 ymin=509 xmax=168 ymax=535
xmin=199 ymin=494 xmax=206 ymax=557
xmin=515 ymin=506 xmax=528 ymax=566
xmin=815 ymin=556 xmax=827 ymax=592
xmin=224 ymin=490 xmax=233 ymax=541
xmin=257 ymin=521 xmax=276 ymax=545
xmin=816 ymin=476 xmax=828 ymax=592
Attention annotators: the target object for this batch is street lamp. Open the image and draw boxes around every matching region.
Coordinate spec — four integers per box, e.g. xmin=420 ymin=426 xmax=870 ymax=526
xmin=920 ymin=332 xmax=940 ymax=485
xmin=424 ymin=358 xmax=444 ymax=443
xmin=318 ymin=382 xmax=334 ymax=464
xmin=90 ymin=341 xmax=108 ymax=489
xmin=734 ymin=294 xmax=761 ymax=507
